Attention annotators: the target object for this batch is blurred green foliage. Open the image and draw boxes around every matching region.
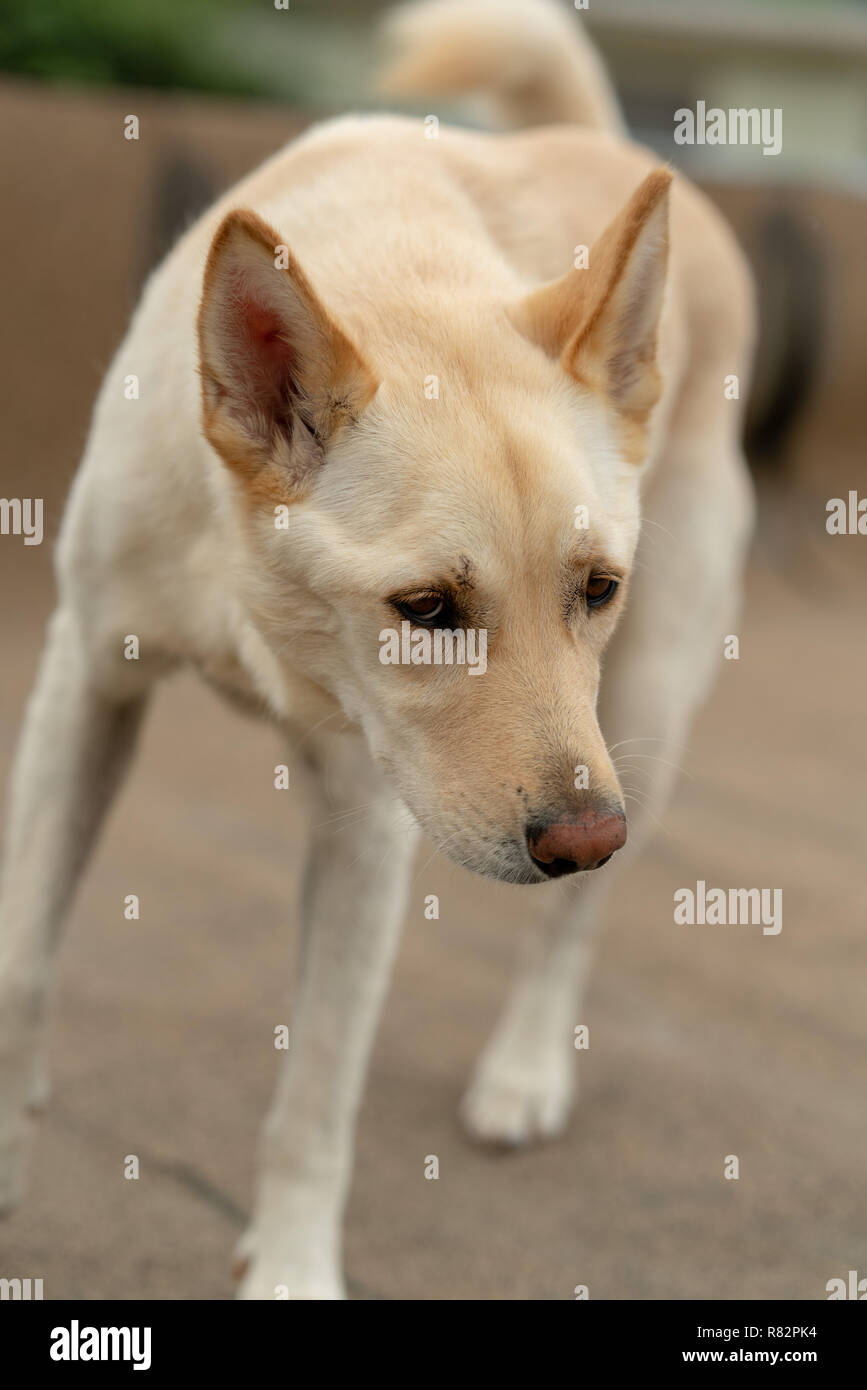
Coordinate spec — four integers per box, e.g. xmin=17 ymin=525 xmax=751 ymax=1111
xmin=0 ymin=0 xmax=378 ymax=101
xmin=0 ymin=0 xmax=851 ymax=107
xmin=0 ymin=0 xmax=241 ymax=91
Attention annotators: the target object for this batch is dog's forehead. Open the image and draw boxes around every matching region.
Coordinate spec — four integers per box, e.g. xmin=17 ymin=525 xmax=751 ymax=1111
xmin=319 ymin=360 xmax=641 ymax=572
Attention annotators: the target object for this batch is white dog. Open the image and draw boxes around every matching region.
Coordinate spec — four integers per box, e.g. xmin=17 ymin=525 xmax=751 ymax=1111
xmin=0 ymin=0 xmax=754 ymax=1298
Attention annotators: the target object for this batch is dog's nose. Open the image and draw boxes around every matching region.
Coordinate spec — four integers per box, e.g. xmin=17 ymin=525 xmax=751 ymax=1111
xmin=527 ymin=811 xmax=627 ymax=877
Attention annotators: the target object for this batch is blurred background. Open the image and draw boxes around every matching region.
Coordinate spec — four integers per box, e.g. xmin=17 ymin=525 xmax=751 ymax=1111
xmin=0 ymin=0 xmax=865 ymax=1299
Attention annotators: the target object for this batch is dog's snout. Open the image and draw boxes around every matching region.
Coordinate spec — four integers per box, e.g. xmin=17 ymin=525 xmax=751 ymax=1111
xmin=527 ymin=810 xmax=627 ymax=877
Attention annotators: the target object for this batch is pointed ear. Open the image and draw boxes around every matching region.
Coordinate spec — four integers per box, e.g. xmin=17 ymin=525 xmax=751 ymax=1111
xmin=197 ymin=209 xmax=378 ymax=493
xmin=510 ymin=170 xmax=672 ymax=456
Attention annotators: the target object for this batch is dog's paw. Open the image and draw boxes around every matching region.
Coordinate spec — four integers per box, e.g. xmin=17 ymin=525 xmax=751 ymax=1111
xmin=236 ymin=1258 xmax=346 ymax=1301
xmin=460 ymin=1047 xmax=575 ymax=1148
xmin=232 ymin=1229 xmax=346 ymax=1300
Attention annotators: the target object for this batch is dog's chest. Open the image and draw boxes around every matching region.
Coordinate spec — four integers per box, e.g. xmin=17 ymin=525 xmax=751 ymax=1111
xmin=195 ymin=651 xmax=274 ymax=723
xmin=192 ymin=633 xmax=344 ymax=740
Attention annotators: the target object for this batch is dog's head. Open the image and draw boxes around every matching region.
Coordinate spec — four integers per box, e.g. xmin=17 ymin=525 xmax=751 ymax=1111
xmin=197 ymin=170 xmax=671 ymax=883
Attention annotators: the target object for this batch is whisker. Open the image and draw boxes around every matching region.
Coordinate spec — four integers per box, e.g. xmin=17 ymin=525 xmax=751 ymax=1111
xmin=313 ymin=801 xmax=380 ymax=830
xmin=412 ymin=830 xmax=461 ymax=886
xmin=622 ymin=792 xmax=668 ymax=835
xmin=611 ymin=752 xmax=693 ymax=781
xmin=606 ymin=736 xmax=691 ymax=756
xmin=294 ymin=705 xmax=345 ymax=753
xmin=639 ymin=516 xmax=679 ymax=544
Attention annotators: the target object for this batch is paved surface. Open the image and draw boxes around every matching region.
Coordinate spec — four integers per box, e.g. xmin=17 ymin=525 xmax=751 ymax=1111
xmin=1 ymin=80 xmax=865 ymax=1300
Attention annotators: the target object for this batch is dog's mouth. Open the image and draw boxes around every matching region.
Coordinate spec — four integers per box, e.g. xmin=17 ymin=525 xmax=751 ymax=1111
xmin=410 ymin=822 xmax=625 ymax=887
xmin=370 ymin=747 xmax=626 ymax=885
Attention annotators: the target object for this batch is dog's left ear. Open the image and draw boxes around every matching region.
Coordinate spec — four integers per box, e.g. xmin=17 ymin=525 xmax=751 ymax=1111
xmin=510 ymin=169 xmax=671 ymax=455
xmin=197 ymin=208 xmax=378 ymax=490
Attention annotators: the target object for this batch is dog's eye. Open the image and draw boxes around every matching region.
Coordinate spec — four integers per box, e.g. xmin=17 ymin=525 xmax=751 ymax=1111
xmin=585 ymin=576 xmax=619 ymax=609
xmin=394 ymin=594 xmax=446 ymax=625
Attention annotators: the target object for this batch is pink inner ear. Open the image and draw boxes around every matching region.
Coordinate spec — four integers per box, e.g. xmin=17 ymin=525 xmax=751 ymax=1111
xmin=218 ymin=259 xmax=303 ymax=415
xmin=238 ymin=293 xmax=297 ymax=385
xmin=243 ymin=298 xmax=288 ymax=354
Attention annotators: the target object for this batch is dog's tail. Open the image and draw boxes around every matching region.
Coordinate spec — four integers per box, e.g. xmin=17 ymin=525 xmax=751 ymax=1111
xmin=377 ymin=0 xmax=626 ymax=135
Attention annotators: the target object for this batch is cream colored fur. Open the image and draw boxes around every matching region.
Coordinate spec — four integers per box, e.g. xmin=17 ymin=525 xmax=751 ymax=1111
xmin=0 ymin=0 xmax=754 ymax=1299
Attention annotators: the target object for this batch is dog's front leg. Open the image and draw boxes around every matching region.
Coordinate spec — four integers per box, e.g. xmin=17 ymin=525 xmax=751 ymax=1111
xmin=237 ymin=734 xmax=418 ymax=1300
xmin=0 ymin=606 xmax=152 ymax=1213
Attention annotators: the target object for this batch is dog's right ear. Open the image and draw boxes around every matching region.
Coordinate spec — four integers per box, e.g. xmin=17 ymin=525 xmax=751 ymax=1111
xmin=197 ymin=209 xmax=378 ymax=494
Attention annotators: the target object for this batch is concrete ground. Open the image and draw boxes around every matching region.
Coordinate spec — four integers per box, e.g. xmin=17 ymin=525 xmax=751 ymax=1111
xmin=1 ymin=81 xmax=865 ymax=1300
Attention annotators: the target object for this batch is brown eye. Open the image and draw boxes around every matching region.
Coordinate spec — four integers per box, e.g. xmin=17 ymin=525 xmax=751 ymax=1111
xmin=395 ymin=594 xmax=445 ymax=624
xmin=585 ymin=576 xmax=619 ymax=609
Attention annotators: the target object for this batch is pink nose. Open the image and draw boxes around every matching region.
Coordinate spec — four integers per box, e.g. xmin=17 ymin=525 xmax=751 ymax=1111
xmin=528 ymin=811 xmax=627 ymax=877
